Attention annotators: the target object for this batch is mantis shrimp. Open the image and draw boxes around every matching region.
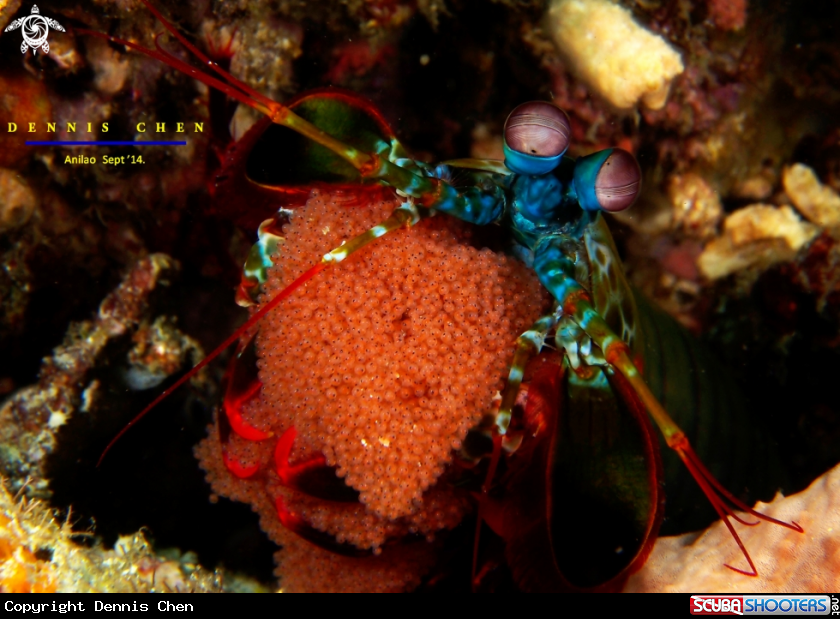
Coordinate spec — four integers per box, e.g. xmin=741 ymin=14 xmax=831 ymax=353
xmin=83 ymin=0 xmax=802 ymax=592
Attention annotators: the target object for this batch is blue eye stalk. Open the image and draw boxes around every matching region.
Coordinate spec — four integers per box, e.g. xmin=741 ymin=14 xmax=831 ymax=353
xmin=573 ymin=148 xmax=641 ymax=213
xmin=503 ymin=144 xmax=565 ymax=176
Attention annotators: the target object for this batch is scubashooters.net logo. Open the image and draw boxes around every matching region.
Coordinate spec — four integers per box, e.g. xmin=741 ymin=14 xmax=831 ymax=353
xmin=4 ymin=5 xmax=65 ymax=55
xmin=690 ymin=595 xmax=836 ymax=616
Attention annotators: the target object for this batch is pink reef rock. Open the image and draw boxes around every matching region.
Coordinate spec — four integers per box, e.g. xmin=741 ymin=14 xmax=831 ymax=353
xmin=708 ymin=0 xmax=747 ymax=32
xmin=625 ymin=463 xmax=840 ymax=593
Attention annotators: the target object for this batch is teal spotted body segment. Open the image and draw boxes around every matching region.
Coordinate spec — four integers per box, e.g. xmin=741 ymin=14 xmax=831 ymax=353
xmin=508 ymin=171 xmax=576 ymax=241
xmin=531 ymin=232 xmax=631 ymax=365
xmin=533 ymin=236 xmax=587 ymax=303
xmin=583 ymin=216 xmax=641 ymax=350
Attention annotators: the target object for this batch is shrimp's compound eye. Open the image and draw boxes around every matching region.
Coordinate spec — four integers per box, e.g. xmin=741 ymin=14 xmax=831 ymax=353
xmin=574 ymin=148 xmax=641 ymax=213
xmin=504 ymin=102 xmax=571 ymax=158
xmin=503 ymin=102 xmax=571 ymax=175
xmin=594 ymin=149 xmax=641 ymax=212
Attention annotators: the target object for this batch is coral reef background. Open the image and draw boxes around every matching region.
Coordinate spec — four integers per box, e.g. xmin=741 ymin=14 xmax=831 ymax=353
xmin=0 ymin=0 xmax=839 ymax=591
xmin=0 ymin=480 xmax=224 ymax=593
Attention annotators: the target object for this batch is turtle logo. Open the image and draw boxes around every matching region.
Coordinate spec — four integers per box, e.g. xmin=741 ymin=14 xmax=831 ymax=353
xmin=4 ymin=5 xmax=65 ymax=55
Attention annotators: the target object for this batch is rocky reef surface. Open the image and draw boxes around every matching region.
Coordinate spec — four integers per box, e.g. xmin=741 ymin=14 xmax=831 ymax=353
xmin=626 ymin=462 xmax=840 ymax=593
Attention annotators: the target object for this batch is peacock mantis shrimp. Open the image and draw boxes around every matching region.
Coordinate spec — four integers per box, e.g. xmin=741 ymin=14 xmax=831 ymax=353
xmin=83 ymin=0 xmax=802 ymax=591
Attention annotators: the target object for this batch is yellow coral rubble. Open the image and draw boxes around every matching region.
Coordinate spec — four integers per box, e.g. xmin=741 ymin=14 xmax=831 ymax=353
xmin=0 ymin=481 xmax=220 ymax=593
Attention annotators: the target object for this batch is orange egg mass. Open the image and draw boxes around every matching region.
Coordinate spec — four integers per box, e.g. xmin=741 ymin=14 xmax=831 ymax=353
xmin=196 ymin=189 xmax=549 ymax=591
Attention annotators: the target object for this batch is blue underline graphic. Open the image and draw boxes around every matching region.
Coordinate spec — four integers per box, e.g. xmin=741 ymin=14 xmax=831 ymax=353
xmin=25 ymin=141 xmax=187 ymax=146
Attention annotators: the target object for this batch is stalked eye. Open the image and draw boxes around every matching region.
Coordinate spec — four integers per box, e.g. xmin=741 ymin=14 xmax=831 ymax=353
xmin=502 ymin=102 xmax=571 ymax=176
xmin=573 ymin=148 xmax=641 ymax=213
xmin=504 ymin=102 xmax=571 ymax=159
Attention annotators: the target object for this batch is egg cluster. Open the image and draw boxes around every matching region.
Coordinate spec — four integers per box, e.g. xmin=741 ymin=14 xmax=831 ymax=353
xmin=196 ymin=189 xmax=549 ymax=591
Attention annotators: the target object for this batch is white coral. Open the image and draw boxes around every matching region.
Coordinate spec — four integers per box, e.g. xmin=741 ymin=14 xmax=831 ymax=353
xmin=547 ymin=0 xmax=684 ymax=110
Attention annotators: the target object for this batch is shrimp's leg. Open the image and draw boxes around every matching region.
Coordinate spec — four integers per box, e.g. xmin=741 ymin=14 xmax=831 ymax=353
xmin=532 ymin=235 xmax=802 ymax=577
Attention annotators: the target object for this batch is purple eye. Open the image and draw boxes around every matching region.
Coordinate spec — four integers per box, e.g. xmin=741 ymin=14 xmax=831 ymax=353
xmin=504 ymin=102 xmax=571 ymax=158
xmin=593 ymin=149 xmax=641 ymax=212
